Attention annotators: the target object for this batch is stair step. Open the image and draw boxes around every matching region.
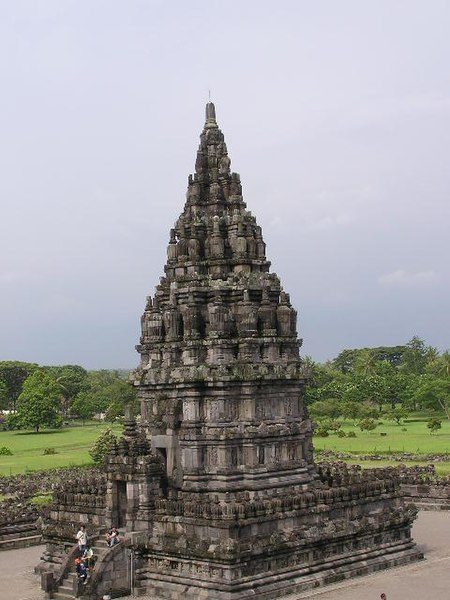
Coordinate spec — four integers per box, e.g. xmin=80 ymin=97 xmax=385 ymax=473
xmin=52 ymin=593 xmax=74 ymax=599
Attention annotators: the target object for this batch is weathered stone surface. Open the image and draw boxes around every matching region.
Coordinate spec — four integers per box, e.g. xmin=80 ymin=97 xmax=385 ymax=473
xmin=122 ymin=104 xmax=422 ymax=599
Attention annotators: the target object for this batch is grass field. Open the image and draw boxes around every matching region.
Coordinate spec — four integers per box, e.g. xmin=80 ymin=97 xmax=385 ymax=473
xmin=313 ymin=416 xmax=450 ymax=455
xmin=1 ymin=415 xmax=450 ymax=477
xmin=0 ymin=422 xmax=123 ymax=476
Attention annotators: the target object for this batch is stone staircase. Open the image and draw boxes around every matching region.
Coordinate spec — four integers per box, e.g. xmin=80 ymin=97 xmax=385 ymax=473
xmin=48 ymin=537 xmax=111 ymax=599
xmin=51 ymin=570 xmax=77 ymax=600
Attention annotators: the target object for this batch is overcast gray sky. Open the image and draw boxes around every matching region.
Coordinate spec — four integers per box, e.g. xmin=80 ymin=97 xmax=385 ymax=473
xmin=1 ymin=0 xmax=449 ymax=368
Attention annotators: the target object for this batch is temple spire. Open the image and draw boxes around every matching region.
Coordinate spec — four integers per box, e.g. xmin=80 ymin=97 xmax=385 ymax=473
xmin=205 ymin=101 xmax=217 ymax=128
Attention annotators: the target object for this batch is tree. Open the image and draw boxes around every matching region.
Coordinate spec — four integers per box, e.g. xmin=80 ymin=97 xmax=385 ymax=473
xmin=358 ymin=417 xmax=377 ymax=432
xmin=400 ymin=336 xmax=432 ymax=375
xmin=82 ymin=370 xmax=137 ymax=416
xmin=0 ymin=379 xmax=8 ymax=410
xmin=439 ymin=350 xmax=450 ymax=378
xmin=332 ymin=349 xmax=360 ymax=374
xmin=386 ymin=405 xmax=408 ymax=425
xmin=44 ymin=365 xmax=88 ymax=416
xmin=414 ymin=376 xmax=450 ymax=419
xmin=309 ymin=399 xmax=343 ymax=421
xmin=428 ymin=350 xmax=450 ymax=379
xmin=105 ymin=400 xmax=127 ymax=423
xmin=333 ymin=345 xmax=408 ymax=374
xmin=371 ymin=361 xmax=412 ymax=409
xmin=427 ymin=418 xmax=442 ymax=435
xmin=0 ymin=361 xmax=38 ymax=410
xmin=343 ymin=374 xmax=389 ymax=413
xmin=341 ymin=400 xmax=363 ymax=423
xmin=89 ymin=428 xmax=118 ymax=464
xmin=303 ymin=362 xmax=345 ymax=405
xmin=353 ymin=349 xmax=377 ymax=376
xmin=70 ymin=391 xmax=96 ymax=425
xmin=13 ymin=370 xmax=62 ymax=432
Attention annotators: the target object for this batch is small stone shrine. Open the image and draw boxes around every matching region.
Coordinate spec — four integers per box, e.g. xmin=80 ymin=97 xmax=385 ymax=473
xmin=39 ymin=103 xmax=422 ymax=599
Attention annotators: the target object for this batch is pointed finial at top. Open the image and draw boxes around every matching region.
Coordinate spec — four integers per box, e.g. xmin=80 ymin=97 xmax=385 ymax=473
xmin=205 ymin=101 xmax=217 ymax=128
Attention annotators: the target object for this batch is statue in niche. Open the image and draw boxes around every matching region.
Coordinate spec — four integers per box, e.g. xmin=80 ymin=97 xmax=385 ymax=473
xmin=182 ymin=295 xmax=201 ymax=339
xmin=234 ymin=222 xmax=247 ymax=258
xmin=219 ymin=154 xmax=231 ymax=177
xmin=188 ymin=234 xmax=201 ymax=260
xmin=274 ymin=445 xmax=281 ymax=464
xmin=209 ymin=182 xmax=221 ymax=201
xmin=277 ymin=291 xmax=292 ymax=337
xmin=258 ymin=446 xmax=265 ymax=464
xmin=208 ymin=294 xmax=230 ymax=337
xmin=231 ymin=208 xmax=241 ymax=225
xmin=288 ymin=444 xmax=297 ymax=461
xmin=209 ymin=401 xmax=220 ymax=420
xmin=246 ymin=233 xmax=257 ymax=258
xmin=228 ymin=399 xmax=238 ymax=420
xmin=163 ymin=298 xmax=182 ymax=342
xmin=258 ymin=288 xmax=277 ymax=335
xmin=285 ymin=397 xmax=293 ymax=415
xmin=230 ymin=173 xmax=242 ymax=196
xmin=167 ymin=229 xmax=177 ymax=261
xmin=140 ymin=296 xmax=153 ymax=341
xmin=209 ymin=217 xmax=225 ymax=258
xmin=255 ymin=226 xmax=266 ymax=258
xmin=209 ymin=446 xmax=218 ymax=466
xmin=147 ymin=297 xmax=164 ymax=341
xmin=255 ymin=400 xmax=264 ymax=419
xmin=235 ymin=290 xmax=258 ymax=336
xmin=176 ymin=227 xmax=188 ymax=260
xmin=183 ymin=401 xmax=194 ymax=421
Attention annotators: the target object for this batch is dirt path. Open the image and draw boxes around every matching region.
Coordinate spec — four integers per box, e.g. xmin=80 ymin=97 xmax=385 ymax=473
xmin=2 ymin=511 xmax=450 ymax=600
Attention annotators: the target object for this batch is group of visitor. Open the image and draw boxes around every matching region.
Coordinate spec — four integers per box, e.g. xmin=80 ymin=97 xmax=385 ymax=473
xmin=74 ymin=523 xmax=120 ymax=584
xmin=74 ymin=524 xmax=96 ymax=584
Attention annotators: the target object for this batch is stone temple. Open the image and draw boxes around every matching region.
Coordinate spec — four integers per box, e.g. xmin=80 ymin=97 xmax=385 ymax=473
xmin=40 ymin=104 xmax=422 ymax=600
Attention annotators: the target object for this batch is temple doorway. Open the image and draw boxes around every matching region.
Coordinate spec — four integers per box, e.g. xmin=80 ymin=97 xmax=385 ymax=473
xmin=116 ymin=480 xmax=127 ymax=529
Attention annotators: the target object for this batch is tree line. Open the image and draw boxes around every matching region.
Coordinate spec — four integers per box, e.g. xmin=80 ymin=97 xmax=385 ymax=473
xmin=1 ymin=335 xmax=448 ymax=434
xmin=0 ymin=362 xmax=137 ymax=433
xmin=304 ymin=336 xmax=450 ymax=435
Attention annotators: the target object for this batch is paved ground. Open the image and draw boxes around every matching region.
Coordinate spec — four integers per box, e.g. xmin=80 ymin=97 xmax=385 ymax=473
xmin=0 ymin=544 xmax=46 ymax=600
xmin=2 ymin=511 xmax=450 ymax=600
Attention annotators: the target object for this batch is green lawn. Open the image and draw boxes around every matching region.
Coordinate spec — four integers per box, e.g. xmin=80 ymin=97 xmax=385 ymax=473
xmin=0 ymin=422 xmax=123 ymax=475
xmin=2 ymin=416 xmax=450 ymax=477
xmin=314 ymin=417 xmax=450 ymax=455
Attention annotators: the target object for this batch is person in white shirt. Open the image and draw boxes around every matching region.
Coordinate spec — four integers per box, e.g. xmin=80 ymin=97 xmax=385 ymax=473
xmin=76 ymin=524 xmax=87 ymax=554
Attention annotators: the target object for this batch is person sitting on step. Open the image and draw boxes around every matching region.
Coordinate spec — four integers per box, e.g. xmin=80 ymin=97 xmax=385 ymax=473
xmin=105 ymin=526 xmax=120 ymax=547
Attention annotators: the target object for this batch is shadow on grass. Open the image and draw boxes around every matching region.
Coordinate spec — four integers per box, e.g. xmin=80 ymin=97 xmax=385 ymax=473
xmin=15 ymin=429 xmax=70 ymax=436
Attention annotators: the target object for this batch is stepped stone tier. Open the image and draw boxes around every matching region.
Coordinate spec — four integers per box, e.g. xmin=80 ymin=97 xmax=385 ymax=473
xmin=38 ymin=103 xmax=422 ymax=600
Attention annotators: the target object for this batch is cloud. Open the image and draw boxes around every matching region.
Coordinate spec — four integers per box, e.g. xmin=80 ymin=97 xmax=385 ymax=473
xmin=378 ymin=269 xmax=438 ymax=287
